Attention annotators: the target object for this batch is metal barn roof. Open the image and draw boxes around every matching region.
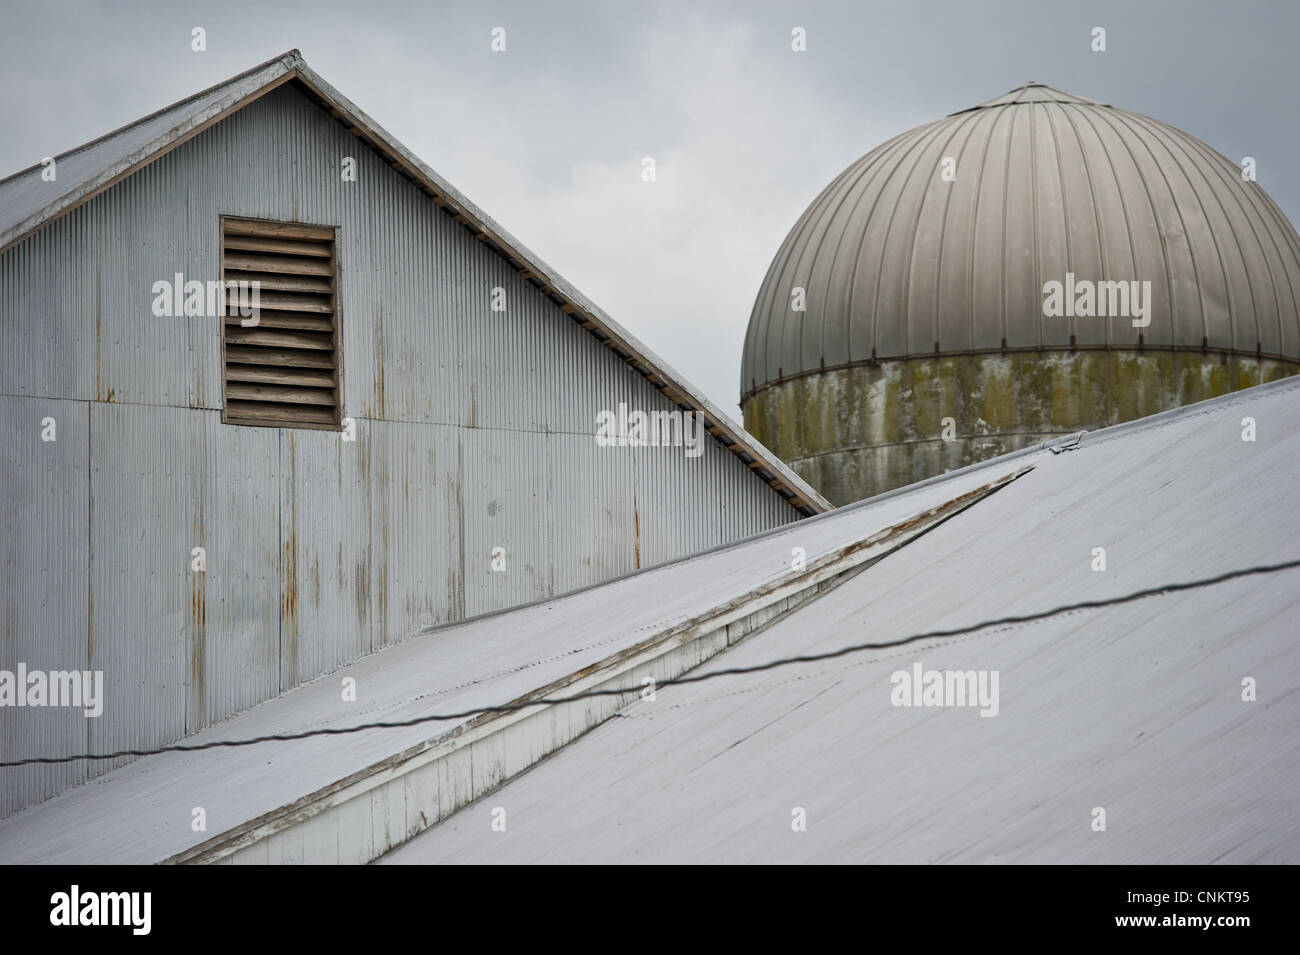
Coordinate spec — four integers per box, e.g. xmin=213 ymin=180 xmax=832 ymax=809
xmin=384 ymin=376 xmax=1300 ymax=864
xmin=0 ymin=50 xmax=828 ymax=515
xmin=741 ymin=83 xmax=1300 ymax=399
xmin=2 ymin=377 xmax=1295 ymax=863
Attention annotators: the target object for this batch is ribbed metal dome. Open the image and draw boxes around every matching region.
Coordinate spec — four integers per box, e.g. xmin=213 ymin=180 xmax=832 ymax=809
xmin=742 ymin=83 xmax=1300 ymax=398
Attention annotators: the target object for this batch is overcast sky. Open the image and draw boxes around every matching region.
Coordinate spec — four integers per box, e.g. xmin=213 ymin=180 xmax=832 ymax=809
xmin=3 ymin=0 xmax=1297 ymax=418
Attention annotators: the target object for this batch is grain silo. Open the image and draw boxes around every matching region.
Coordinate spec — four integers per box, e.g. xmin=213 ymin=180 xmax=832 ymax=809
xmin=741 ymin=83 xmax=1300 ymax=505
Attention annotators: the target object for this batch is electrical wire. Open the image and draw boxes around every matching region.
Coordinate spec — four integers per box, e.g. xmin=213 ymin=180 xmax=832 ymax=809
xmin=3 ymin=556 xmax=1297 ymax=767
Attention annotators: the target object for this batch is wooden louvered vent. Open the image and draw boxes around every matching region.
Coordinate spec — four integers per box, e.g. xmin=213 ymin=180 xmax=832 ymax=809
xmin=220 ymin=218 xmax=340 ymax=429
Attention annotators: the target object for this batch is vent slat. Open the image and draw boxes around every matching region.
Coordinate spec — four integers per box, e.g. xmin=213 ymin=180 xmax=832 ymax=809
xmin=224 ymin=270 xmax=333 ymax=293
xmin=224 ymin=327 xmax=333 ymax=350
xmin=225 ymin=290 xmax=333 ymax=314
xmin=224 ymin=345 xmax=335 ymax=368
xmin=226 ymin=383 xmax=336 ymax=405
xmin=222 ymin=217 xmax=341 ymax=429
xmin=225 ymin=402 xmax=340 ymax=425
xmin=223 ymin=313 xmax=334 ymax=332
xmin=225 ymin=365 xmax=337 ymax=388
xmin=224 ymin=236 xmax=332 ymax=257
xmin=224 ymin=251 xmax=333 ymax=276
xmin=223 ymin=219 xmax=336 ymax=241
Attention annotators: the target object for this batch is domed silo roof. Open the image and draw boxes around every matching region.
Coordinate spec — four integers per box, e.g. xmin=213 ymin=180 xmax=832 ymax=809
xmin=741 ymin=83 xmax=1300 ymax=399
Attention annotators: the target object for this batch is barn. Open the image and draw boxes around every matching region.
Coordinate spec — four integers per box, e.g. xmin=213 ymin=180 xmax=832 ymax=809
xmin=3 ymin=53 xmax=1294 ymax=867
xmin=0 ymin=50 xmax=827 ymax=816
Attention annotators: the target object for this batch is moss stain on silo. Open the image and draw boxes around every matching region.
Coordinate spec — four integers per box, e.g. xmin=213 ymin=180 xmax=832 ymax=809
xmin=744 ymin=352 xmax=1300 ymax=506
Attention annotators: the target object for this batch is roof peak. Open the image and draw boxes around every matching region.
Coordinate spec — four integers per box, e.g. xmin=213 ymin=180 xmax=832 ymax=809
xmin=0 ymin=50 xmax=828 ymax=516
xmin=950 ymin=83 xmax=1109 ymax=115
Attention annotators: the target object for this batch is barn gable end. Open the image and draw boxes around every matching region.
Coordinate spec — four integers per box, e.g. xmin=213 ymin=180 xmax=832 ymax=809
xmin=0 ymin=54 xmax=825 ymax=815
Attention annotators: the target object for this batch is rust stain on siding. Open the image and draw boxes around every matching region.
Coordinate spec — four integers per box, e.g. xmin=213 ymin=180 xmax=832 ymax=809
xmin=281 ymin=433 xmax=299 ymax=689
xmin=189 ymin=515 xmax=207 ymax=734
xmin=95 ymin=288 xmax=102 ymax=402
xmin=354 ymin=560 xmax=371 ymax=633
xmin=633 ymin=505 xmax=641 ymax=569
xmin=375 ymin=456 xmax=389 ymax=648
xmin=373 ymin=305 xmax=386 ymax=419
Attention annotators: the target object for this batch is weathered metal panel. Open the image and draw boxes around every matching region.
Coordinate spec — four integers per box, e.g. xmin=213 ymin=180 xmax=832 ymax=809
xmin=545 ymin=433 xmax=638 ymax=595
xmin=87 ymin=403 xmax=281 ymax=769
xmin=87 ymin=402 xmax=200 ymax=772
xmin=0 ymin=217 xmax=94 ymax=402
xmin=459 ymin=428 xmax=551 ymax=618
xmin=92 ymin=161 xmax=221 ymax=408
xmin=278 ymin=425 xmax=372 ymax=689
xmin=717 ymin=436 xmax=796 ymax=542
xmin=202 ymin=419 xmax=281 ymax=723
xmin=0 ymin=397 xmax=90 ymax=816
xmin=632 ymin=435 xmax=739 ymax=568
xmin=367 ymin=419 xmax=463 ymax=649
xmin=84 ymin=405 xmax=273 ymax=748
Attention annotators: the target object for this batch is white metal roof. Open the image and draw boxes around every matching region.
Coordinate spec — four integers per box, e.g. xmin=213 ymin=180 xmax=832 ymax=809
xmin=382 ymin=376 xmax=1300 ymax=863
xmin=0 ymin=50 xmax=827 ymax=514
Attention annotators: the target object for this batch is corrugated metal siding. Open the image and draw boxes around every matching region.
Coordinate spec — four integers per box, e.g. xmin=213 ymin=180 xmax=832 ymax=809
xmin=0 ymin=83 xmax=801 ymax=815
xmin=0 ymin=217 xmax=94 ymax=402
xmin=86 ymin=404 xmax=281 ymax=761
xmin=367 ymin=419 xmax=464 ymax=650
xmin=278 ymin=425 xmax=373 ymax=688
xmin=545 ymin=433 xmax=638 ymax=596
xmin=459 ymin=428 xmax=551 ymax=618
xmin=88 ymin=403 xmax=196 ymax=773
xmin=202 ymin=418 xmax=281 ymax=722
xmin=0 ymin=397 xmax=90 ymax=816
